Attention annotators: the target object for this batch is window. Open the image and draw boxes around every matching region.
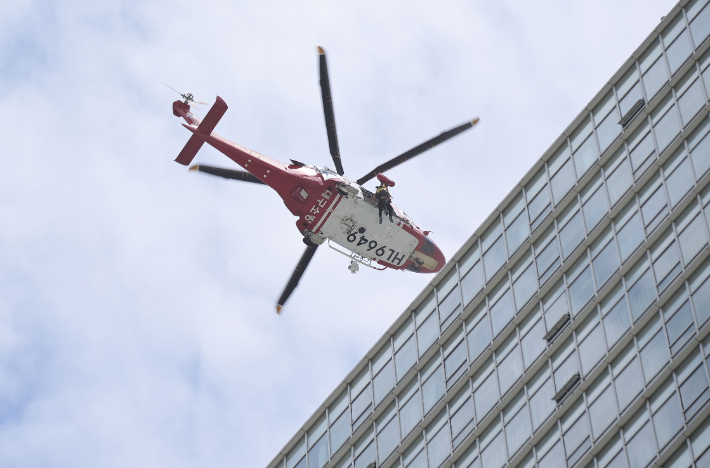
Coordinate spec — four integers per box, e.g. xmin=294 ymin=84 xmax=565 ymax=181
xmin=466 ymin=306 xmax=491 ymax=361
xmin=535 ymin=227 xmax=561 ymax=284
xmin=582 ymin=173 xmax=609 ymax=232
xmin=604 ymin=148 xmax=633 ymax=206
xmin=651 ymin=229 xmax=682 ymax=292
xmin=638 ymin=314 xmax=670 ymax=382
xmin=474 ymin=361 xmax=499 ymax=421
xmin=558 ymin=200 xmax=586 ymax=258
xmin=626 ymin=258 xmax=657 ymax=320
xmin=602 ymin=285 xmax=631 ymax=346
xmin=613 ymin=345 xmax=643 ymax=410
xmin=549 ymin=143 xmax=576 ymax=204
xmin=490 ymin=286 xmax=515 ymax=337
xmin=676 ymin=69 xmax=706 ymax=125
xmin=568 ymin=256 xmax=595 ymax=316
xmin=577 ymin=312 xmax=606 ymax=375
xmin=652 ymin=96 xmax=682 ymax=152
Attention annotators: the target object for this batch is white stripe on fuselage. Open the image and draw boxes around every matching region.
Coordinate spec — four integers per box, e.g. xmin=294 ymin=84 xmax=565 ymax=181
xmin=319 ymin=195 xmax=419 ymax=267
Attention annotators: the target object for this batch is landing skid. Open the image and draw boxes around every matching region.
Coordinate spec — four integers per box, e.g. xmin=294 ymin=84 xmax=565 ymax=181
xmin=327 ymin=240 xmax=387 ymax=272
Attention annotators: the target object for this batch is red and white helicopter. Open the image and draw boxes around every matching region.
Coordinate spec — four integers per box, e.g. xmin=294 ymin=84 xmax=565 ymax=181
xmin=169 ymin=48 xmax=479 ymax=313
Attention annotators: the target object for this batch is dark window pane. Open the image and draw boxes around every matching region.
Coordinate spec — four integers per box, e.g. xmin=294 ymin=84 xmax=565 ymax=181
xmin=330 ymin=412 xmax=351 ymax=452
xmin=615 ymin=358 xmax=643 ymax=409
xmin=530 ymin=378 xmax=556 ymax=429
xmin=690 ymin=4 xmax=710 ymax=46
xmin=560 ymin=211 xmax=586 ymax=258
xmin=693 ymin=278 xmax=710 ymax=325
xmin=679 ymin=78 xmax=705 ymax=125
xmin=461 ymin=261 xmax=484 ymax=306
xmin=643 ymin=58 xmax=669 ymax=100
xmin=653 ymin=394 xmax=683 ymax=449
xmin=691 ymin=134 xmax=710 ymax=178
xmin=422 ymin=366 xmax=445 ymax=414
xmin=474 ymin=373 xmax=499 ymax=421
xmin=580 ymin=325 xmax=606 ymax=375
xmin=583 ymin=187 xmax=609 ymax=231
xmin=574 ymin=137 xmax=600 ymax=179
xmin=506 ymin=213 xmax=530 ymax=255
xmin=597 ymin=108 xmax=623 ymax=152
xmin=628 ymin=270 xmax=656 ymax=320
xmin=483 ymin=237 xmax=507 ymax=280
xmin=667 ymin=159 xmax=695 ymax=208
xmin=467 ymin=315 xmax=492 ymax=362
xmin=617 ymin=212 xmax=645 ymax=261
xmin=417 ymin=314 xmax=439 ymax=357
xmin=569 ymin=267 xmax=595 ymax=315
xmin=667 ymin=30 xmax=693 ymax=74
xmin=395 ymin=337 xmax=417 ymax=381
xmin=679 ymin=214 xmax=708 ymax=264
xmin=589 ymin=385 xmax=617 ymax=439
xmin=399 ymin=391 xmax=422 ymax=438
xmin=593 ymin=241 xmax=620 ymax=288
xmin=490 ymin=290 xmax=515 ymax=337
xmin=551 ymin=160 xmax=576 ymax=204
xmin=374 ymin=360 xmax=395 ymax=406
xmin=640 ymin=331 xmax=670 ymax=382
xmin=626 ymin=423 xmax=657 ymax=468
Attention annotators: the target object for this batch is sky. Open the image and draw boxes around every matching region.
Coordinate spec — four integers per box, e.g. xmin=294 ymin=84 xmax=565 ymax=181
xmin=0 ymin=0 xmax=676 ymax=466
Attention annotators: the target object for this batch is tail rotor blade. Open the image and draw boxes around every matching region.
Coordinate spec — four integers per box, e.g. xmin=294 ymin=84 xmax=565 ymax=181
xmin=276 ymin=243 xmax=319 ymax=314
xmin=189 ymin=165 xmax=265 ymax=184
xmin=356 ymin=117 xmax=479 ymax=185
xmin=318 ymin=47 xmax=344 ymax=175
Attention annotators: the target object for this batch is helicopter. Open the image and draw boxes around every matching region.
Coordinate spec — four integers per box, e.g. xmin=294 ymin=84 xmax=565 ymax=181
xmin=169 ymin=47 xmax=479 ymax=313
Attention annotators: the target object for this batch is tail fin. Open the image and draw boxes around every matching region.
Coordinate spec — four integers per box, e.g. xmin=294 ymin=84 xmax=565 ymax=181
xmin=173 ymin=96 xmax=229 ymax=166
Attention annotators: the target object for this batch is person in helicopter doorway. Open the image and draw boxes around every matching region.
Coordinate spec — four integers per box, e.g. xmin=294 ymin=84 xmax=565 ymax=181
xmin=376 ymin=183 xmax=394 ymax=224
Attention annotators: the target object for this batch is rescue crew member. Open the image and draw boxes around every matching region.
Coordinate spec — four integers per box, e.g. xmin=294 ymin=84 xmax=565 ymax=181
xmin=376 ymin=183 xmax=394 ymax=224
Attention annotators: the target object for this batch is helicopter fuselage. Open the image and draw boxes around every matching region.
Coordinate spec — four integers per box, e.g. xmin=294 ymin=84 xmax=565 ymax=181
xmin=173 ymin=99 xmax=445 ymax=273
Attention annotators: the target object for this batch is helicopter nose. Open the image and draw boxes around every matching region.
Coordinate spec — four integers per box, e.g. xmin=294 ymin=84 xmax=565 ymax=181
xmin=429 ymin=240 xmax=446 ymax=273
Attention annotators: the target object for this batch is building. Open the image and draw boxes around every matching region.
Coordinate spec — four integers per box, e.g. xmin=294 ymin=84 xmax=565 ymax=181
xmin=266 ymin=0 xmax=710 ymax=467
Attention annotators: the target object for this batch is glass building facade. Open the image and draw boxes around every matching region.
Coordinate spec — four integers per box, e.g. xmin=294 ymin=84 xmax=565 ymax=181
xmin=267 ymin=1 xmax=710 ymax=467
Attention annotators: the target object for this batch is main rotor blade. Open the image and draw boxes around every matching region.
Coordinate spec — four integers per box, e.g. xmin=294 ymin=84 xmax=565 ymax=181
xmin=277 ymin=243 xmax=319 ymax=314
xmin=356 ymin=118 xmax=480 ymax=185
xmin=189 ymin=165 xmax=265 ymax=184
xmin=318 ymin=47 xmax=344 ymax=175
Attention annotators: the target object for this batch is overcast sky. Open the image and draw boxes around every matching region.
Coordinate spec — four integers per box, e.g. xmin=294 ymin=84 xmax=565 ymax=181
xmin=0 ymin=0 xmax=676 ymax=466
